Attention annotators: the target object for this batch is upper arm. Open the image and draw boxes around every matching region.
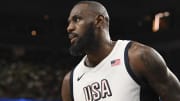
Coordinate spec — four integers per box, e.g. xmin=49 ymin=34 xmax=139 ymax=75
xmin=128 ymin=42 xmax=180 ymax=101
xmin=61 ymin=71 xmax=72 ymax=101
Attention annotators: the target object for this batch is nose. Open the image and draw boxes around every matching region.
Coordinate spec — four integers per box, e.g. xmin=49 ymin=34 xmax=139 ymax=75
xmin=67 ymin=22 xmax=75 ymax=33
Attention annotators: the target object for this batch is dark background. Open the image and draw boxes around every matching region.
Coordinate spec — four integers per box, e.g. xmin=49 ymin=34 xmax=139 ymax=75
xmin=0 ymin=0 xmax=179 ymax=100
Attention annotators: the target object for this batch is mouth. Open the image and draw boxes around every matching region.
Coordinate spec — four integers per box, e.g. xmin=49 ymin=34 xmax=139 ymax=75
xmin=70 ymin=37 xmax=78 ymax=44
xmin=69 ymin=33 xmax=78 ymax=44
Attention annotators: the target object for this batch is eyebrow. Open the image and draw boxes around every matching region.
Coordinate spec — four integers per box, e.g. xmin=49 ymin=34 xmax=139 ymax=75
xmin=68 ymin=15 xmax=81 ymax=22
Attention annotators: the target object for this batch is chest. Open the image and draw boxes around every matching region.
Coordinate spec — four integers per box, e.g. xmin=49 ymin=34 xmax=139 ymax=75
xmin=73 ymin=63 xmax=140 ymax=101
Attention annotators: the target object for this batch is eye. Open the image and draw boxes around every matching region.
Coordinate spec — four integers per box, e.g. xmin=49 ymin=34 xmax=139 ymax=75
xmin=73 ymin=16 xmax=81 ymax=23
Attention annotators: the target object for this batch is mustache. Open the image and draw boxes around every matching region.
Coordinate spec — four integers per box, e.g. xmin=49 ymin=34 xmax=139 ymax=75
xmin=68 ymin=33 xmax=79 ymax=39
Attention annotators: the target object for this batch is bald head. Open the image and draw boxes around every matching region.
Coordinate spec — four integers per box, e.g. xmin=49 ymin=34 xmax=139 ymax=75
xmin=75 ymin=1 xmax=110 ymax=23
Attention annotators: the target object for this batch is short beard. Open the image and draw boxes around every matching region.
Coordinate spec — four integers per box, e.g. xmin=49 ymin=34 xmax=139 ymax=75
xmin=69 ymin=27 xmax=96 ymax=56
xmin=69 ymin=36 xmax=85 ymax=56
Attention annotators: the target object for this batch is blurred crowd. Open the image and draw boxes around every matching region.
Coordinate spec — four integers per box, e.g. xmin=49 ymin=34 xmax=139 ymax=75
xmin=0 ymin=57 xmax=71 ymax=100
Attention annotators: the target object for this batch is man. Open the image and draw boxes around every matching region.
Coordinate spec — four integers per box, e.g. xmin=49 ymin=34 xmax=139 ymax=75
xmin=61 ymin=1 xmax=180 ymax=101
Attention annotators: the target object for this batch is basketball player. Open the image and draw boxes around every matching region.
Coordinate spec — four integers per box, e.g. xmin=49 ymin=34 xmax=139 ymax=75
xmin=61 ymin=1 xmax=180 ymax=101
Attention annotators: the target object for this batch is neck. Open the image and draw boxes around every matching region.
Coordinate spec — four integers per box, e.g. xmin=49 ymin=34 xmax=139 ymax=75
xmin=85 ymin=40 xmax=116 ymax=67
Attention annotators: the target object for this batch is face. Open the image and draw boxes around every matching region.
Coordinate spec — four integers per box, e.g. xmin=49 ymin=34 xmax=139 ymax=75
xmin=67 ymin=4 xmax=97 ymax=56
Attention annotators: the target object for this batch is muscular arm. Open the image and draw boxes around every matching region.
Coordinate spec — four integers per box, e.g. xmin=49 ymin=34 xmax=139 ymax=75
xmin=129 ymin=42 xmax=180 ymax=101
xmin=61 ymin=71 xmax=72 ymax=101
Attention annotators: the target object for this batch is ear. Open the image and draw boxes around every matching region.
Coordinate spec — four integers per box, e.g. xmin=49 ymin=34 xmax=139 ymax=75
xmin=95 ymin=15 xmax=105 ymax=28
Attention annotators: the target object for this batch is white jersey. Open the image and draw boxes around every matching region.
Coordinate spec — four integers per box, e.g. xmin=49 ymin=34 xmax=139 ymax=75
xmin=70 ymin=40 xmax=159 ymax=101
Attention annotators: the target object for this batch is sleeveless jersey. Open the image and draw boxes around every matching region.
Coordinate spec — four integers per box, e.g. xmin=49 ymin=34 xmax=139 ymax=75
xmin=70 ymin=40 xmax=159 ymax=101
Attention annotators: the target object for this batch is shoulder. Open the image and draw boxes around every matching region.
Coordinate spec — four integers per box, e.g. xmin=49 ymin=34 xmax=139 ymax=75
xmin=128 ymin=41 xmax=155 ymax=57
xmin=63 ymin=71 xmax=71 ymax=81
xmin=127 ymin=41 xmax=167 ymax=79
xmin=127 ymin=41 xmax=180 ymax=100
xmin=61 ymin=71 xmax=72 ymax=101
